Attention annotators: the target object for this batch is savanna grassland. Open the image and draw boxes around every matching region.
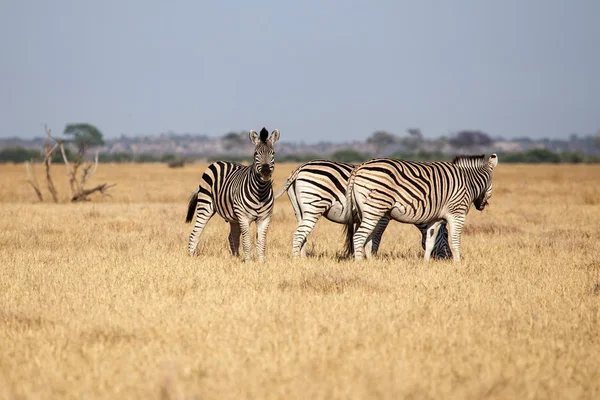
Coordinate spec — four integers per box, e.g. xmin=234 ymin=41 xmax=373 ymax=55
xmin=0 ymin=161 xmax=599 ymax=399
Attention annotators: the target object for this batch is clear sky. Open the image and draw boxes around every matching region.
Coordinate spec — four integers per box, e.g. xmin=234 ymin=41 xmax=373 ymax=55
xmin=1 ymin=0 xmax=598 ymax=142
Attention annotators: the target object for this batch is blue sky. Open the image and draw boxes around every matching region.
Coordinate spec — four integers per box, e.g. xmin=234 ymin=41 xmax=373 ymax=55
xmin=1 ymin=0 xmax=598 ymax=142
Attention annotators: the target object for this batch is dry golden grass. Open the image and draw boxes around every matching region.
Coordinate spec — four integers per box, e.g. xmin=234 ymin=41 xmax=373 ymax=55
xmin=0 ymin=162 xmax=599 ymax=399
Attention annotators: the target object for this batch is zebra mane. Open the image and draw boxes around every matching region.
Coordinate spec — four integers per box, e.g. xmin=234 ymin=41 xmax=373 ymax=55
xmin=259 ymin=128 xmax=269 ymax=143
xmin=452 ymin=154 xmax=487 ymax=168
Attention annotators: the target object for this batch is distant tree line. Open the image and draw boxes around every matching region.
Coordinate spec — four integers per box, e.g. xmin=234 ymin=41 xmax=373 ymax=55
xmin=3 ymin=127 xmax=600 ymax=165
xmin=315 ymin=149 xmax=600 ymax=164
xmin=2 ymin=146 xmax=599 ymax=164
xmin=0 ymin=148 xmax=185 ymax=164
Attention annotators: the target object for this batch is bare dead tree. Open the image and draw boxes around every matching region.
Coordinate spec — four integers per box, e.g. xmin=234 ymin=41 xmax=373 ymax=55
xmin=58 ymin=146 xmax=115 ymax=201
xmin=24 ymin=125 xmax=61 ymax=202
xmin=25 ymin=160 xmax=44 ymax=201
xmin=43 ymin=125 xmax=60 ymax=202
xmin=48 ymin=128 xmax=115 ymax=202
xmin=58 ymin=141 xmax=78 ymax=195
xmin=45 ymin=146 xmax=59 ymax=202
xmin=24 ymin=124 xmax=115 ymax=202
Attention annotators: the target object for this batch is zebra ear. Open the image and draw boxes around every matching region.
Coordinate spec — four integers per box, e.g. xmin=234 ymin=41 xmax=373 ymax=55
xmin=488 ymin=154 xmax=498 ymax=169
xmin=270 ymin=129 xmax=280 ymax=145
xmin=249 ymin=130 xmax=260 ymax=145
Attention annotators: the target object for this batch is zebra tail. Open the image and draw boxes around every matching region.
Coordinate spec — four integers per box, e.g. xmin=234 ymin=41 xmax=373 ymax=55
xmin=342 ymin=168 xmax=358 ymax=258
xmin=342 ymin=222 xmax=355 ymax=258
xmin=274 ymin=178 xmax=293 ymax=200
xmin=185 ymin=189 xmax=199 ymax=223
xmin=273 ymin=162 xmax=309 ymax=200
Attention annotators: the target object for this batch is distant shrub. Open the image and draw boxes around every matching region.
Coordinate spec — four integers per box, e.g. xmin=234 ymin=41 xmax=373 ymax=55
xmin=560 ymin=152 xmax=585 ymax=164
xmin=0 ymin=147 xmax=40 ymax=163
xmin=168 ymin=160 xmax=185 ymax=168
xmin=278 ymin=153 xmax=322 ymax=163
xmin=160 ymin=153 xmax=178 ymax=163
xmin=330 ymin=149 xmax=372 ymax=163
xmin=502 ymin=149 xmax=561 ymax=163
xmin=135 ymin=153 xmax=161 ymax=163
xmin=499 ymin=150 xmax=600 ymax=164
xmin=206 ymin=154 xmax=252 ymax=163
xmin=98 ymin=152 xmax=135 ymax=163
xmin=389 ymin=151 xmax=452 ymax=162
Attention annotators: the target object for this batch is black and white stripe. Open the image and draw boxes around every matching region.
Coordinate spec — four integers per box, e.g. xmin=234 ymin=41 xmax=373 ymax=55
xmin=186 ymin=128 xmax=280 ymax=261
xmin=344 ymin=154 xmax=498 ymax=262
xmin=275 ymin=159 xmax=452 ymax=259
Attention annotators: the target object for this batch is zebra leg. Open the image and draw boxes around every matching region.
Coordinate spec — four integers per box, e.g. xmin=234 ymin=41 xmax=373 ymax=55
xmin=238 ymin=217 xmax=253 ymax=261
xmin=353 ymin=215 xmax=382 ymax=261
xmin=416 ymin=223 xmax=428 ymax=253
xmin=187 ymin=193 xmax=215 ymax=256
xmin=228 ymin=221 xmax=241 ymax=257
xmin=446 ymin=215 xmax=465 ymax=262
xmin=364 ymin=235 xmax=374 ymax=259
xmin=291 ymin=185 xmax=330 ymax=257
xmin=292 ymin=215 xmax=319 ymax=258
xmin=416 ymin=221 xmax=453 ymax=260
xmin=256 ymin=215 xmax=272 ymax=262
xmin=436 ymin=221 xmax=453 ymax=259
xmin=423 ymin=220 xmax=444 ymax=262
xmin=287 ymin=184 xmax=313 ymax=258
xmin=299 ymin=240 xmax=308 ymax=258
xmin=366 ymin=216 xmax=390 ymax=258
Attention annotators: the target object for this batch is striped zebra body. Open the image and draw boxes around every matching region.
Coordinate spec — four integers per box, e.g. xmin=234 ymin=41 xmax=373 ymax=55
xmin=275 ymin=160 xmax=452 ymax=259
xmin=344 ymin=154 xmax=498 ymax=262
xmin=186 ymin=128 xmax=280 ymax=261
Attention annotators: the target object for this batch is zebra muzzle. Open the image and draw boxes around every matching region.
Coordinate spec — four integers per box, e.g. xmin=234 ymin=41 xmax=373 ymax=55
xmin=260 ymin=164 xmax=273 ymax=179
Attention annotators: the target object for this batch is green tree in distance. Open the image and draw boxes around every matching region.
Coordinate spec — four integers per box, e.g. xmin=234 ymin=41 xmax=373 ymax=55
xmin=222 ymin=131 xmax=248 ymax=151
xmin=63 ymin=123 xmax=105 ymax=157
xmin=367 ymin=131 xmax=398 ymax=155
xmin=403 ymin=128 xmax=424 ymax=152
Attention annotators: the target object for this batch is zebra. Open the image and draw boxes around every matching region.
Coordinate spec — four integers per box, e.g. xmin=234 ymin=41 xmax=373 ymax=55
xmin=185 ymin=127 xmax=280 ymax=261
xmin=344 ymin=154 xmax=498 ymax=262
xmin=274 ymin=159 xmax=452 ymax=259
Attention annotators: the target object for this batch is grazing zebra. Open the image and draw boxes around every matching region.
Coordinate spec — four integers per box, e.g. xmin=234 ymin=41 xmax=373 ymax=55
xmin=185 ymin=127 xmax=280 ymax=261
xmin=344 ymin=154 xmax=498 ymax=262
xmin=275 ymin=159 xmax=452 ymax=259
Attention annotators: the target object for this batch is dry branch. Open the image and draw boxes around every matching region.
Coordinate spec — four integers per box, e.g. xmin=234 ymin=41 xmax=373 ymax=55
xmin=79 ymin=151 xmax=99 ymax=192
xmin=57 ymin=141 xmax=78 ymax=195
xmin=25 ymin=160 xmax=44 ymax=201
xmin=24 ymin=128 xmax=61 ymax=203
xmin=70 ymin=183 xmax=116 ymax=202
xmin=44 ymin=142 xmax=59 ymax=203
xmin=58 ymin=144 xmax=110 ymax=201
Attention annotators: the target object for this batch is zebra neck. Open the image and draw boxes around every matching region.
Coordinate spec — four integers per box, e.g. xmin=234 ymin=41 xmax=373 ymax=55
xmin=459 ymin=166 xmax=487 ymax=202
xmin=248 ymin=167 xmax=272 ymax=198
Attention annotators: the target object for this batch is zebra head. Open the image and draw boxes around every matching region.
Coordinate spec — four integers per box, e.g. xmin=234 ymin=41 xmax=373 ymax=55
xmin=249 ymin=127 xmax=280 ymax=181
xmin=474 ymin=154 xmax=498 ymax=211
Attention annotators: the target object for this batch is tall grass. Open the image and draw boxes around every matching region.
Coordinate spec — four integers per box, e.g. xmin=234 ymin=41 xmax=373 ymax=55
xmin=0 ymin=163 xmax=599 ymax=399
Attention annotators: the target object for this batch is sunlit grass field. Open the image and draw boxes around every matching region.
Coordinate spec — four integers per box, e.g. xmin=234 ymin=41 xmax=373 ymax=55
xmin=1 ymin=161 xmax=599 ymax=399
